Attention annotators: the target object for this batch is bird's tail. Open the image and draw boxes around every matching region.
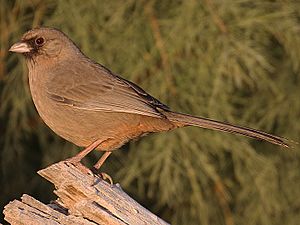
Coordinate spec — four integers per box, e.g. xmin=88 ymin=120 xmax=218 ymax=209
xmin=164 ymin=111 xmax=289 ymax=147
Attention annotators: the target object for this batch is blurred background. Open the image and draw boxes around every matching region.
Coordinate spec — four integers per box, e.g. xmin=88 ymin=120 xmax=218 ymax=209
xmin=1 ymin=0 xmax=300 ymax=224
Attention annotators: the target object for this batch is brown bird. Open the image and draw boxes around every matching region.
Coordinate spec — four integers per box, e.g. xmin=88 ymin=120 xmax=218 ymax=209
xmin=9 ymin=27 xmax=289 ymax=170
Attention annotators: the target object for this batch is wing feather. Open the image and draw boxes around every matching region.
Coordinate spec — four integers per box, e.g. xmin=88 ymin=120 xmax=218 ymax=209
xmin=46 ymin=60 xmax=167 ymax=118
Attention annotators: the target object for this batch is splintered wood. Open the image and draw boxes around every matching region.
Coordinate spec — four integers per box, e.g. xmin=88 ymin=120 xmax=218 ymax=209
xmin=3 ymin=162 xmax=170 ymax=225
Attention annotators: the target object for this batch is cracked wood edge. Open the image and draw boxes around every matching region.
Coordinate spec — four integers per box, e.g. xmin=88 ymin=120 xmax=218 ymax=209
xmin=3 ymin=194 xmax=97 ymax=225
xmin=3 ymin=161 xmax=170 ymax=225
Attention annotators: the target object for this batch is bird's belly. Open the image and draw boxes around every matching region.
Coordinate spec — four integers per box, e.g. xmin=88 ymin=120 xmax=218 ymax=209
xmin=32 ymin=97 xmax=174 ymax=149
xmin=36 ymin=103 xmax=136 ymax=146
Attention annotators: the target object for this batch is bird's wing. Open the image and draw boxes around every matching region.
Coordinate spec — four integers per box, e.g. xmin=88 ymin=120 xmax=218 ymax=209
xmin=46 ymin=60 xmax=168 ymax=118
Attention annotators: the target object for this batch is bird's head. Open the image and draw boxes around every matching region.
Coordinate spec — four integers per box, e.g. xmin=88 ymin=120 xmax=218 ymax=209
xmin=9 ymin=27 xmax=80 ymax=65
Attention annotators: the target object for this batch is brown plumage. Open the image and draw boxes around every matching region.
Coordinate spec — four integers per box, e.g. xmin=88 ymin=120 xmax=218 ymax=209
xmin=9 ymin=27 xmax=289 ymax=170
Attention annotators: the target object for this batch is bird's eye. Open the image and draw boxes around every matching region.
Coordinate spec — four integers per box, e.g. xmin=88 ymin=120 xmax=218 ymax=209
xmin=35 ymin=37 xmax=45 ymax=46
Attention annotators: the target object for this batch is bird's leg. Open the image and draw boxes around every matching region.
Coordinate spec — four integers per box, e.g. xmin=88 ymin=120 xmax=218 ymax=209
xmin=93 ymin=151 xmax=112 ymax=169
xmin=93 ymin=151 xmax=113 ymax=185
xmin=67 ymin=139 xmax=104 ymax=164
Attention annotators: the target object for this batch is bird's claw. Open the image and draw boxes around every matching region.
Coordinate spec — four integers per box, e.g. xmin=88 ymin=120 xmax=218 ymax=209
xmin=91 ymin=167 xmax=113 ymax=185
xmin=63 ymin=158 xmax=93 ymax=175
xmin=99 ymin=172 xmax=114 ymax=185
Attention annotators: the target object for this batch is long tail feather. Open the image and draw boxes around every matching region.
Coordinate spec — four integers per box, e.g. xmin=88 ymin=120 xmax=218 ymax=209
xmin=165 ymin=111 xmax=289 ymax=147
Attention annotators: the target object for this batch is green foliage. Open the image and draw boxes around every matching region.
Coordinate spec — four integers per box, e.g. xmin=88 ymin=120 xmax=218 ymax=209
xmin=1 ymin=0 xmax=300 ymax=224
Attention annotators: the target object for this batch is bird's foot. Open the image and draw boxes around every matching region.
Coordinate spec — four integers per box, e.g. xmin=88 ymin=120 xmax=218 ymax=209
xmin=64 ymin=157 xmax=93 ymax=175
xmin=91 ymin=167 xmax=113 ymax=185
xmin=99 ymin=172 xmax=114 ymax=185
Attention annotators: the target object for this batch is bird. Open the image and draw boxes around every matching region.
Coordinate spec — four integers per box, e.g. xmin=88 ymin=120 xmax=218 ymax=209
xmin=9 ymin=27 xmax=289 ymax=171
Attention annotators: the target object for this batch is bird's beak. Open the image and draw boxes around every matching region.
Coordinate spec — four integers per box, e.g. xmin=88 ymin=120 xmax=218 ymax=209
xmin=9 ymin=42 xmax=32 ymax=53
